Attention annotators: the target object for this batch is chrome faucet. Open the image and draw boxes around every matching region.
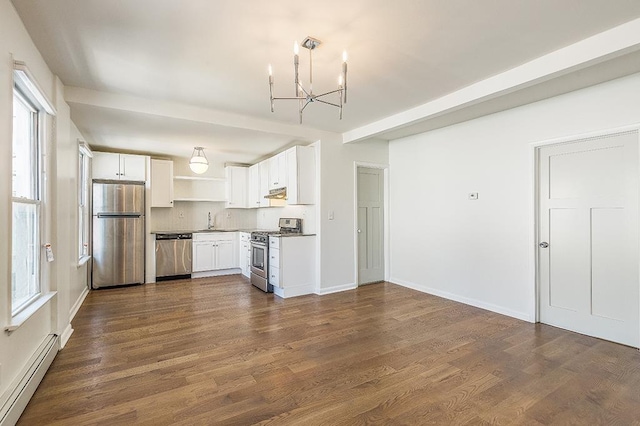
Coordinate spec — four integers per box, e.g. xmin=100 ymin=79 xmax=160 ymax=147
xmin=207 ymin=212 xmax=213 ymax=229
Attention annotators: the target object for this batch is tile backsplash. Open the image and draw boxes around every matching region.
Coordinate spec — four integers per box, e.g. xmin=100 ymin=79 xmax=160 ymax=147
xmin=151 ymin=202 xmax=257 ymax=231
xmin=151 ymin=202 xmax=316 ymax=234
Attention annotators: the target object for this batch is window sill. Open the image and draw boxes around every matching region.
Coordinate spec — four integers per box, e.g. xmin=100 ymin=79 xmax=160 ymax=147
xmin=5 ymin=292 xmax=57 ymax=333
xmin=78 ymin=255 xmax=91 ymax=267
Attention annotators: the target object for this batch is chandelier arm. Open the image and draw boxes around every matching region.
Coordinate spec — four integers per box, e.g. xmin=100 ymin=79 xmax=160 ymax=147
xmin=300 ymin=99 xmax=312 ymax=113
xmin=298 ymin=83 xmax=311 ymax=97
xmin=315 ymin=99 xmax=341 ymax=108
xmin=272 ymin=96 xmax=307 ymax=100
xmin=314 ymin=88 xmax=343 ymax=98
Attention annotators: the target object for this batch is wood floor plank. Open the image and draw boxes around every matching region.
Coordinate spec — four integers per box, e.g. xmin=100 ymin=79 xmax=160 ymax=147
xmin=17 ymin=277 xmax=640 ymax=425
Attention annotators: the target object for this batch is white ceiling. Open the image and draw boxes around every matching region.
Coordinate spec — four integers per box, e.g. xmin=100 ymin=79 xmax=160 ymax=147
xmin=12 ymin=0 xmax=640 ymax=161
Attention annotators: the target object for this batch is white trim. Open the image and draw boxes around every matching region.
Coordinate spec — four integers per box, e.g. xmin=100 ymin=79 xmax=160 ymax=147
xmin=69 ymin=287 xmax=89 ymax=322
xmin=316 ymin=282 xmax=357 ymax=295
xmin=273 ymin=283 xmax=315 ymax=299
xmin=529 ymin=123 xmax=640 ymax=329
xmin=353 ymin=162 xmax=390 ymax=287
xmin=5 ymin=292 xmax=56 ymax=333
xmin=0 ymin=334 xmax=58 ymax=426
xmin=191 ymin=268 xmax=241 ymax=279
xmin=78 ymin=255 xmax=91 ymax=267
xmin=78 ymin=140 xmax=93 ymax=157
xmin=60 ymin=324 xmax=74 ymax=349
xmin=391 ymin=278 xmax=533 ymax=323
xmin=13 ymin=61 xmax=56 ymax=115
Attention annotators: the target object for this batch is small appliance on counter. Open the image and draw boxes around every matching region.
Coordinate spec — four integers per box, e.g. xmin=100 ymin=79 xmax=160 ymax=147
xmin=250 ymin=218 xmax=302 ymax=292
xmin=155 ymin=233 xmax=192 ymax=281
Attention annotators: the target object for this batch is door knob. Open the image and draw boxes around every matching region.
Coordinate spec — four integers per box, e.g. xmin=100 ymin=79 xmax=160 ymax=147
xmin=357 ymin=229 xmax=361 ymax=233
xmin=539 ymin=242 xmax=549 ymax=248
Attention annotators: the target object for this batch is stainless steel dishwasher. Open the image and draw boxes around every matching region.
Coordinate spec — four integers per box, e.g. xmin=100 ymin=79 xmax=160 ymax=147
xmin=155 ymin=233 xmax=192 ymax=281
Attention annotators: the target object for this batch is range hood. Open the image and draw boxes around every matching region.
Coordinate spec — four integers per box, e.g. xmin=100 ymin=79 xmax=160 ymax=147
xmin=264 ymin=187 xmax=287 ymax=200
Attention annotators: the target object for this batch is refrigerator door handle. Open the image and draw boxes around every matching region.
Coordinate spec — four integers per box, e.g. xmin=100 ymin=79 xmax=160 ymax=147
xmin=97 ymin=213 xmax=142 ymax=218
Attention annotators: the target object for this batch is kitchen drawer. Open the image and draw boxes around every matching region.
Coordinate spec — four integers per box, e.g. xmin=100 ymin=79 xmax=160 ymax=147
xmin=193 ymin=232 xmax=235 ymax=242
xmin=269 ymin=248 xmax=280 ymax=267
xmin=269 ymin=236 xmax=280 ymax=250
xmin=268 ymin=265 xmax=280 ymax=287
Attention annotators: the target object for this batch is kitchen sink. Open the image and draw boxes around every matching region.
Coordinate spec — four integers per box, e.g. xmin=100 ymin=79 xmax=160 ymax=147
xmin=194 ymin=229 xmax=238 ymax=232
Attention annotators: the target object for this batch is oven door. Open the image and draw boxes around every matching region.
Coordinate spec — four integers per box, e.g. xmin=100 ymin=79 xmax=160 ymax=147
xmin=250 ymin=242 xmax=268 ymax=278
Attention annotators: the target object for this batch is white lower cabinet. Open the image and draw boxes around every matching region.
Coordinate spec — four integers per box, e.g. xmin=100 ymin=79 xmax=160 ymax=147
xmin=192 ymin=232 xmax=238 ymax=274
xmin=239 ymin=232 xmax=251 ymax=278
xmin=268 ymin=235 xmax=315 ymax=298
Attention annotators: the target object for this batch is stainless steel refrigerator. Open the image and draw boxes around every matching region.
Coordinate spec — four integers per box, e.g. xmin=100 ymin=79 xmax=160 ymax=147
xmin=92 ymin=181 xmax=145 ymax=289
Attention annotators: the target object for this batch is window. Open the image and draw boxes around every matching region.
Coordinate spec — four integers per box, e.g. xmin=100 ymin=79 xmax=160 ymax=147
xmin=12 ymin=87 xmax=41 ymax=314
xmin=78 ymin=142 xmax=92 ymax=261
xmin=10 ymin=61 xmax=55 ymax=319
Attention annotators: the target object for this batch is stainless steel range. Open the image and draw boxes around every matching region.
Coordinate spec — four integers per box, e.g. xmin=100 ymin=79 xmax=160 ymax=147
xmin=250 ymin=218 xmax=302 ymax=292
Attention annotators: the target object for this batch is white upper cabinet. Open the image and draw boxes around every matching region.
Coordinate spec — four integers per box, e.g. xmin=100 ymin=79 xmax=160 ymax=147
xmin=258 ymin=160 xmax=270 ymax=206
xmin=286 ymin=145 xmax=316 ymax=205
xmin=225 ymin=166 xmax=248 ymax=208
xmin=268 ymin=152 xmax=287 ymax=190
xmin=150 ymin=159 xmax=174 ymax=208
xmin=248 ymin=163 xmax=260 ymax=208
xmin=93 ymin=152 xmax=147 ymax=181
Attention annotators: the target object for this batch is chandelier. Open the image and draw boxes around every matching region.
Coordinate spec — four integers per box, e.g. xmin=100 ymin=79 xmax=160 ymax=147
xmin=268 ymin=36 xmax=347 ymax=123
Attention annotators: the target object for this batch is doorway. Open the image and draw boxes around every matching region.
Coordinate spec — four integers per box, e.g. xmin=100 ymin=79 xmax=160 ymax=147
xmin=356 ymin=166 xmax=386 ymax=285
xmin=536 ymin=130 xmax=639 ymax=347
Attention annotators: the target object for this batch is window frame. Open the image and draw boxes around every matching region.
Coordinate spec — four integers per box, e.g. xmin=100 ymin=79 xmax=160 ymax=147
xmin=78 ymin=141 xmax=92 ymax=264
xmin=6 ymin=61 xmax=57 ymax=330
xmin=11 ymin=86 xmax=43 ymax=316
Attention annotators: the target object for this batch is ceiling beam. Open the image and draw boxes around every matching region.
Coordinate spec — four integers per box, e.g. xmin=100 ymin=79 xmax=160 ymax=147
xmin=64 ymin=86 xmax=338 ymax=142
xmin=342 ymin=17 xmax=640 ymax=144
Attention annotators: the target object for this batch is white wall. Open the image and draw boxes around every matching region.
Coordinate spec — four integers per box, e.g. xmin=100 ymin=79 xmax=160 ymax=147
xmin=0 ymin=0 xmax=86 ymax=402
xmin=389 ymin=72 xmax=640 ymax=321
xmin=319 ymin=136 xmax=389 ymax=290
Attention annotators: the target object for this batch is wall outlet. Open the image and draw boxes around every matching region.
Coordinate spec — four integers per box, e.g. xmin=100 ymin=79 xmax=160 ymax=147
xmin=226 ymin=212 xmax=231 ymax=218
xmin=178 ymin=211 xmax=185 ymax=219
xmin=468 ymin=193 xmax=479 ymax=200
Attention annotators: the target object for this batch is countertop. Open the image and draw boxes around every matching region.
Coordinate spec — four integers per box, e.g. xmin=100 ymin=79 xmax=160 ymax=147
xmin=151 ymin=229 xmax=315 ymax=237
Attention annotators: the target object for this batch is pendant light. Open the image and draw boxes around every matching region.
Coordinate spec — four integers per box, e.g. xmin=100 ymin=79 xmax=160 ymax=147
xmin=189 ymin=147 xmax=208 ymax=174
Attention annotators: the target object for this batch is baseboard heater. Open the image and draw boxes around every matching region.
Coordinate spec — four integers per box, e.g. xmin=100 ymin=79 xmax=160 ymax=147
xmin=0 ymin=334 xmax=59 ymax=426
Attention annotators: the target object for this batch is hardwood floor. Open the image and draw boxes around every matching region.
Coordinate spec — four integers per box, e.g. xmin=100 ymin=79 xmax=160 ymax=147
xmin=18 ymin=277 xmax=640 ymax=425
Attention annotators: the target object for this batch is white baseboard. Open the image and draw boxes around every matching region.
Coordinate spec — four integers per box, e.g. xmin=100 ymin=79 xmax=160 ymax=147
xmin=0 ymin=335 xmax=58 ymax=426
xmin=316 ymin=282 xmax=357 ymax=296
xmin=69 ymin=287 xmax=89 ymax=322
xmin=390 ymin=277 xmax=533 ymax=322
xmin=191 ymin=268 xmax=241 ymax=279
xmin=273 ymin=283 xmax=315 ymax=299
xmin=60 ymin=324 xmax=74 ymax=349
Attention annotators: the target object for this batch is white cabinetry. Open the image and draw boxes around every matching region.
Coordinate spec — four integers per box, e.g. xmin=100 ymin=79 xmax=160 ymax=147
xmin=268 ymin=152 xmax=287 ymax=190
xmin=239 ymin=232 xmax=251 ymax=278
xmin=150 ymin=159 xmax=174 ymax=207
xmin=93 ymin=152 xmax=147 ymax=181
xmin=192 ymin=232 xmax=238 ymax=273
xmin=268 ymin=235 xmax=316 ymax=298
xmin=286 ymin=145 xmax=316 ymax=205
xmin=173 ymin=176 xmax=226 ymax=202
xmin=225 ymin=166 xmax=248 ymax=208
xmin=259 ymin=160 xmax=270 ymax=206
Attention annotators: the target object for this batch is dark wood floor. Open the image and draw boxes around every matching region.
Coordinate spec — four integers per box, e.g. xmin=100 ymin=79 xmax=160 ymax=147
xmin=18 ymin=276 xmax=640 ymax=425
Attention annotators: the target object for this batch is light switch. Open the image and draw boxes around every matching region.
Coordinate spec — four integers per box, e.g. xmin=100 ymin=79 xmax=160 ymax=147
xmin=328 ymin=211 xmax=335 ymax=220
xmin=468 ymin=192 xmax=478 ymax=200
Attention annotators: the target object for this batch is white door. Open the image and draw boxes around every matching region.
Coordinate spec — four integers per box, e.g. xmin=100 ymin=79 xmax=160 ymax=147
xmin=357 ymin=167 xmax=384 ymax=285
xmin=538 ymin=131 xmax=639 ymax=347
xmin=193 ymin=242 xmax=215 ymax=272
xmin=92 ymin=152 xmax=121 ymax=180
xmin=120 ymin=154 xmax=147 ymax=181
